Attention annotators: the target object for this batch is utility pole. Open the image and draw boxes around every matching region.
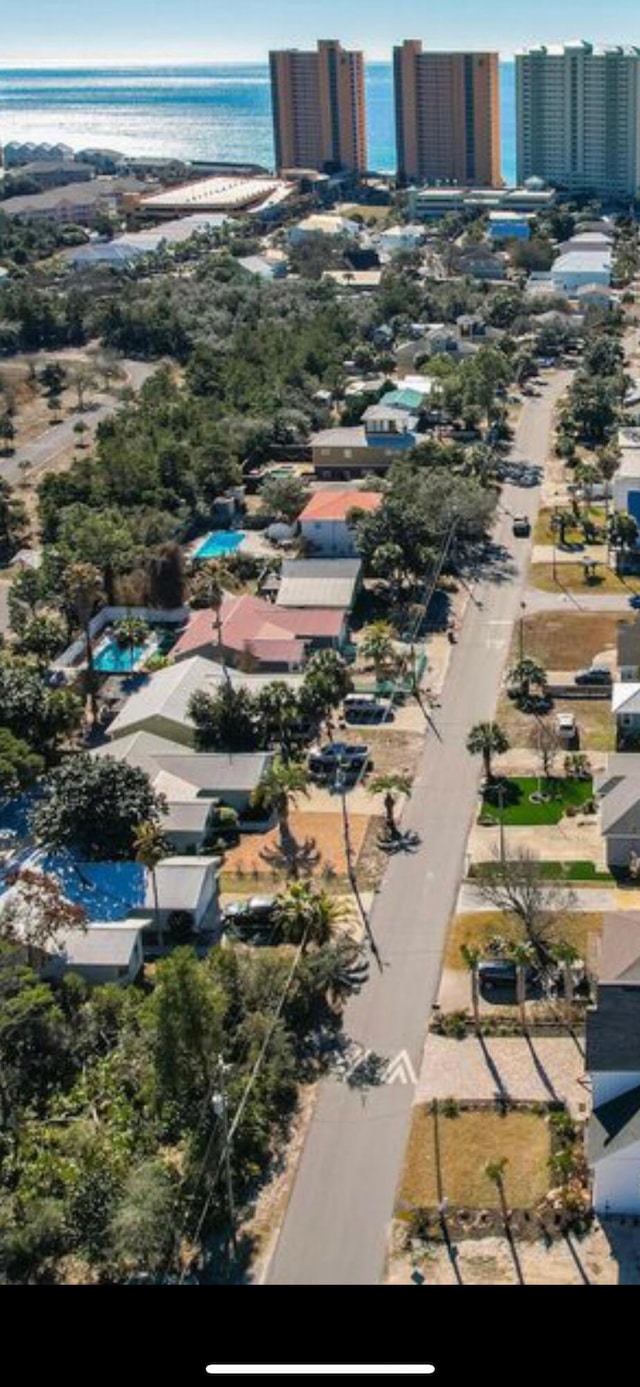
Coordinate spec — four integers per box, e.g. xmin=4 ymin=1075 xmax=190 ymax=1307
xmin=519 ymin=601 xmax=527 ymax=663
xmin=336 ymin=756 xmax=383 ymax=973
xmin=212 ymin=1059 xmax=238 ymax=1260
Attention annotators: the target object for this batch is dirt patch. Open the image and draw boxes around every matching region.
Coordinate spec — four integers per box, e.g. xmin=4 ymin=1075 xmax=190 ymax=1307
xmin=398 ymin=1108 xmax=551 ymax=1212
xmin=220 ymin=809 xmax=373 ymax=887
xmin=496 ymin=693 xmax=615 ymax=753
xmin=511 ymin=611 xmax=623 ymax=672
xmin=346 ymin=728 xmax=423 ymax=780
xmin=444 ymin=911 xmax=603 ymax=971
xmin=387 ymin=1222 xmax=636 ymax=1284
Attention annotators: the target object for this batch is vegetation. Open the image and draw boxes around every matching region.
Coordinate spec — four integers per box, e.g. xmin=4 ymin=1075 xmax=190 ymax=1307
xmin=31 ymin=755 xmax=166 ymax=860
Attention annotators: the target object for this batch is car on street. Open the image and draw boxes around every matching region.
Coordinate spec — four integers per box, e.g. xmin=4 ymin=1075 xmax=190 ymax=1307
xmin=512 ymin=515 xmax=531 ymax=537
xmin=574 ymin=666 xmax=612 ymax=686
xmin=308 ymin=742 xmax=370 ymax=775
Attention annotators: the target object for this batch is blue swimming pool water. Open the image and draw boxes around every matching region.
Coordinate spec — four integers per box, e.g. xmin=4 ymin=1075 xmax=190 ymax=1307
xmin=195 ymin=531 xmax=245 ymax=560
xmin=26 ymin=855 xmax=147 ymax=922
xmin=94 ymin=637 xmax=152 ymax=673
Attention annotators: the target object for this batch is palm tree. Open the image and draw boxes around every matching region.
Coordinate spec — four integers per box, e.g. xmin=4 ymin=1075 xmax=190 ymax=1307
xmin=62 ymin=561 xmax=104 ymax=726
xmin=506 ymin=940 xmax=536 ymax=1031
xmin=461 ymin=943 xmax=482 ymax=1031
xmin=485 ymin=1157 xmax=510 ymax=1225
xmin=368 ymin=772 xmax=412 ymax=838
xmin=133 ymin=821 xmax=167 ymax=950
xmin=274 ymin=881 xmax=346 ymax=951
xmin=551 ymin=940 xmax=580 ymax=1007
xmin=360 ymin=621 xmax=398 ymax=683
xmin=507 ymin=657 xmax=548 ymax=707
xmin=71 ymin=363 xmax=98 ymax=414
xmin=467 ymin=721 xmax=510 ymax=783
xmin=114 ymin=615 xmax=150 ymax=670
xmin=250 ymin=756 xmax=310 ymax=851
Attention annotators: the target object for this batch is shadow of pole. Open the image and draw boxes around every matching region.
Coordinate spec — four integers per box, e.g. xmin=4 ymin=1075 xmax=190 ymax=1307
xmin=562 ymin=1228 xmax=591 ymax=1285
xmin=433 ymin=1100 xmax=464 ymax=1285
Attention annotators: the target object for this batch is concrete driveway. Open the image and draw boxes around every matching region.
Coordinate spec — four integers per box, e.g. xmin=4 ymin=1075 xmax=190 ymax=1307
xmin=265 ymin=371 xmax=573 ymax=1286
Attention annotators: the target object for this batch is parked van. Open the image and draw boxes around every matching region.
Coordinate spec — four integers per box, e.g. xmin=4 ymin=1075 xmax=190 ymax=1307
xmin=343 ymin=694 xmax=392 ymax=724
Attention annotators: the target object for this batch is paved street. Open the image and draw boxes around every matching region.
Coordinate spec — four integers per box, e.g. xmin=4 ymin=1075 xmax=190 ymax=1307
xmin=0 ymin=359 xmax=155 ymax=488
xmin=266 ymin=371 xmax=572 ymax=1285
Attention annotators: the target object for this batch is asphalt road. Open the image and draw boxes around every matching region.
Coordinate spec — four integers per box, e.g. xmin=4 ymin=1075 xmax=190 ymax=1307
xmin=266 ymin=371 xmax=572 ymax=1286
xmin=0 ymin=359 xmax=155 ymax=488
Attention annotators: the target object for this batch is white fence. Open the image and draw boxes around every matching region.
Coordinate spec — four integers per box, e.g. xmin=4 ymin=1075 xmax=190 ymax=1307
xmin=52 ymin=606 xmax=189 ymax=671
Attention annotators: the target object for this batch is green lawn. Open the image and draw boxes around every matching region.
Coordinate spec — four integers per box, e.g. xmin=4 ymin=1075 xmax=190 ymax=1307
xmin=480 ymin=776 xmax=594 ymax=826
xmin=469 ymin=860 xmax=613 ymax=883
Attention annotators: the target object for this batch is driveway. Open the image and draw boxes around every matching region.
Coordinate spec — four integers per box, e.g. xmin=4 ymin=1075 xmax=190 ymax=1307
xmin=265 ymin=371 xmax=573 ymax=1285
xmin=415 ymin=1034 xmax=590 ymax=1119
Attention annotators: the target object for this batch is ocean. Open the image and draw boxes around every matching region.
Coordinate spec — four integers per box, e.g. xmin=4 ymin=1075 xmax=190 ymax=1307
xmin=0 ymin=62 xmax=517 ymax=183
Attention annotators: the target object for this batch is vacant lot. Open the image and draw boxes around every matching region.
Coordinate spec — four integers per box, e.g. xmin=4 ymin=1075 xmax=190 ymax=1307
xmin=346 ymin=727 xmax=423 ymax=780
xmin=444 ymin=910 xmax=603 ymax=970
xmin=530 ymin=563 xmax=640 ymax=596
xmin=221 ymin=809 xmax=374 ymax=888
xmin=534 ymin=506 xmax=606 ymax=546
xmin=398 ymin=1108 xmax=551 ymax=1211
xmin=496 ymin=693 xmax=615 ymax=753
xmin=512 ymin=611 xmax=622 ymax=671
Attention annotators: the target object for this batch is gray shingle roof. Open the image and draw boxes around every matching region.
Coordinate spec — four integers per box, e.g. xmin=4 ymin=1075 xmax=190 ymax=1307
xmin=586 ymin=984 xmax=640 ymax=1071
xmin=589 ymin=1084 xmax=640 ymax=1164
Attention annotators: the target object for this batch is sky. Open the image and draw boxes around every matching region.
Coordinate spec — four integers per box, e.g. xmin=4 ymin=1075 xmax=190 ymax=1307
xmin=2 ymin=0 xmax=640 ymax=66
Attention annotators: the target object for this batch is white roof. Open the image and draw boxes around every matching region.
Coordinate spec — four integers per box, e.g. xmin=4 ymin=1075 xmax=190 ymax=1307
xmin=613 ymin=683 xmax=640 ymax=715
xmin=140 ymin=176 xmax=291 ymax=212
xmin=277 ymin=559 xmax=361 ymax=610
xmin=108 ymin=658 xmax=302 ymax=739
xmin=93 ymin=732 xmax=269 ymax=793
xmin=149 ymin=856 xmax=218 ymax=912
xmin=553 ymin=251 xmax=612 ymax=273
xmin=58 ymin=922 xmax=142 ymax=968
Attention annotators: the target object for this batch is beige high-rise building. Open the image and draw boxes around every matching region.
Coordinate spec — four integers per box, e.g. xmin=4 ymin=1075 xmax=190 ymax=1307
xmin=269 ymin=40 xmax=367 ymax=175
xmin=394 ymin=41 xmax=501 ymax=187
xmin=516 ymin=41 xmax=640 ymax=200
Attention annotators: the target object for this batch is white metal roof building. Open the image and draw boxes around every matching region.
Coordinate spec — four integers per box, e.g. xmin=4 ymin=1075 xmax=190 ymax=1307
xmin=276 ymin=559 xmax=362 ymax=611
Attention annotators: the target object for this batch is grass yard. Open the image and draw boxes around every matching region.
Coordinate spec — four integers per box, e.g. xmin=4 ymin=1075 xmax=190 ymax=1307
xmin=444 ymin=910 xmax=603 ymax=971
xmin=529 ymin=562 xmax=640 ymax=596
xmin=398 ymin=1108 xmax=551 ymax=1211
xmin=470 ymin=860 xmax=613 ymax=883
xmin=496 ymin=693 xmax=615 ymax=753
xmin=533 ymin=506 xmax=606 ymax=546
xmin=512 ymin=611 xmax=622 ymax=671
xmin=480 ymin=776 xmax=594 ymax=826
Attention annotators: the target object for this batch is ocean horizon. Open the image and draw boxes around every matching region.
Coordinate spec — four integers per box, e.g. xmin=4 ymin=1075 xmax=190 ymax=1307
xmin=0 ymin=62 xmax=517 ymax=183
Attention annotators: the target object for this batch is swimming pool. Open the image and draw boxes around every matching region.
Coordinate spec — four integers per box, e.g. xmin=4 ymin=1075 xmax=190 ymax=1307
xmin=94 ymin=637 xmax=154 ymax=674
xmin=194 ymin=531 xmax=245 ymax=561
xmin=1 ymin=852 xmax=148 ymax=922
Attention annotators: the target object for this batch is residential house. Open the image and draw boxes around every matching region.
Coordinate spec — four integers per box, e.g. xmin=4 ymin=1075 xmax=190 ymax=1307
xmin=276 ymin=558 xmax=362 ymax=615
xmin=238 ymin=253 xmax=288 ymax=280
xmin=92 ymin=732 xmax=273 ymax=850
xmin=138 ymin=856 xmax=220 ymax=935
xmin=375 ymin=224 xmax=424 ymax=258
xmin=42 ymin=922 xmax=144 ymax=987
xmin=487 ymin=211 xmax=530 ymax=241
xmin=287 ymin=213 xmax=360 ymax=245
xmin=451 ymin=245 xmax=507 ymax=280
xmin=597 ymin=755 xmax=640 ymax=868
xmin=576 ymin=283 xmax=615 ymax=310
xmin=617 ymin=621 xmax=640 ymax=681
xmin=297 ymin=489 xmax=381 ymax=557
xmin=550 ymin=250 xmax=612 ymax=294
xmin=587 ymin=914 xmax=640 ymax=1214
xmin=107 ymin=657 xmax=303 ymax=746
xmin=311 ymin=403 xmax=420 ymax=478
xmin=171 ymin=592 xmax=347 ymax=670
xmin=613 ymin=430 xmax=640 ymax=523
xmin=395 ymin=323 xmax=458 ymax=371
xmin=614 ymin=685 xmax=640 ymax=745
xmin=322 ymin=268 xmax=383 ymax=292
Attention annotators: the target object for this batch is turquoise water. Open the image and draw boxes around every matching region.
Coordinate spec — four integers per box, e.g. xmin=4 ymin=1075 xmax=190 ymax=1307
xmin=195 ymin=530 xmax=245 ymax=560
xmin=94 ymin=636 xmax=151 ymax=672
xmin=0 ymin=61 xmax=517 ymax=182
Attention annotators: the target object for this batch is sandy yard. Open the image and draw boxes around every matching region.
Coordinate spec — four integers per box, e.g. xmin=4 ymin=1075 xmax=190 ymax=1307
xmin=387 ymin=1222 xmax=640 ymax=1284
xmin=468 ymin=817 xmax=605 ymax=867
xmin=415 ymin=1034 xmax=590 ymax=1119
xmin=496 ymin=692 xmax=615 ymax=752
xmin=511 ymin=610 xmax=623 ymax=671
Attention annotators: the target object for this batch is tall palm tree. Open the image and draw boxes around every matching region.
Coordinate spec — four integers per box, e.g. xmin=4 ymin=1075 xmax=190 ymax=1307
xmin=251 ymin=756 xmax=310 ymax=851
xmin=368 ymin=772 xmax=412 ymax=838
xmin=274 ymin=881 xmax=346 ymax=952
xmin=360 ymin=621 xmax=398 ymax=683
xmin=551 ymin=940 xmax=580 ymax=1007
xmin=506 ymin=940 xmax=536 ymax=1032
xmin=461 ymin=943 xmax=482 ymax=1032
xmin=133 ymin=821 xmax=166 ymax=950
xmin=63 ymin=561 xmax=104 ymax=726
xmin=467 ymin=721 xmax=510 ymax=783
xmin=507 ymin=657 xmax=548 ymax=707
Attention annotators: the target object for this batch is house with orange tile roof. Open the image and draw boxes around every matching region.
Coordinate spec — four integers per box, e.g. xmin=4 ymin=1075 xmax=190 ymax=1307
xmin=297 ymin=489 xmax=381 ymax=557
xmin=172 ymin=592 xmax=346 ymax=672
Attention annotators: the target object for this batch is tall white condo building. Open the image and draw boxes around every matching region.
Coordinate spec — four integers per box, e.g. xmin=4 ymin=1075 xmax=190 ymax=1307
xmin=516 ymin=40 xmax=640 ymax=199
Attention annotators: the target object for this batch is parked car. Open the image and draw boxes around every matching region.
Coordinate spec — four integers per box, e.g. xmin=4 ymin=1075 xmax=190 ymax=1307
xmin=308 ymin=742 xmax=370 ymax=775
xmin=512 ymin=515 xmax=531 ymax=538
xmin=222 ymin=896 xmax=277 ymax=927
xmin=574 ymin=666 xmax=612 ymax=686
xmin=555 ymin=712 xmax=577 ymax=739
xmin=343 ymin=694 xmax=392 ymax=724
xmin=478 ymin=959 xmax=538 ymax=990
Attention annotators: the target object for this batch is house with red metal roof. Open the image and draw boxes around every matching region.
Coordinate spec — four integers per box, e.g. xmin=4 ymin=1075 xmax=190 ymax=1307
xmin=172 ymin=592 xmax=346 ymax=672
xmin=297 ymin=489 xmax=382 ymax=557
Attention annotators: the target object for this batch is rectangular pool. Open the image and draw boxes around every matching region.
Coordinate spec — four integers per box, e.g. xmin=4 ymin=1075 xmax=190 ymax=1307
xmin=94 ymin=637 xmax=154 ymax=674
xmin=194 ymin=531 xmax=245 ymax=561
